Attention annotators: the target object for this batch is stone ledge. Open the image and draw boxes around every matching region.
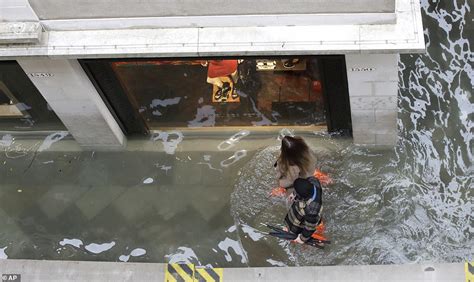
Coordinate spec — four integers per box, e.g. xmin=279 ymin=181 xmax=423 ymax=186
xmin=0 ymin=0 xmax=424 ymax=59
xmin=0 ymin=260 xmax=466 ymax=282
xmin=0 ymin=22 xmax=42 ymax=44
xmin=41 ymin=13 xmax=397 ymax=31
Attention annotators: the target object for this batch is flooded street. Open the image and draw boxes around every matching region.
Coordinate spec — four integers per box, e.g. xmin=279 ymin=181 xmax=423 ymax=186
xmin=0 ymin=0 xmax=472 ymax=267
xmin=234 ymin=0 xmax=473 ymax=266
xmin=0 ymin=132 xmax=262 ymax=265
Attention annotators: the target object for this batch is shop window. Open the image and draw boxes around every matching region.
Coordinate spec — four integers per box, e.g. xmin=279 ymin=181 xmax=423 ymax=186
xmin=83 ymin=57 xmax=327 ymax=132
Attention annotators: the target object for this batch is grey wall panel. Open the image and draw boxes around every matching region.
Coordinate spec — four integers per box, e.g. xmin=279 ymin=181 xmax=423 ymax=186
xmin=28 ymin=0 xmax=396 ymax=20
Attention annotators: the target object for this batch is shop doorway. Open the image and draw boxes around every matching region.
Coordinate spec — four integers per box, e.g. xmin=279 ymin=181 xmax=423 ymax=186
xmin=81 ymin=56 xmax=351 ymax=136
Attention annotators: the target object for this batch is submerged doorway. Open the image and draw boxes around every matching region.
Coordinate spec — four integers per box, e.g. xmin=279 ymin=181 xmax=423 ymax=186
xmin=81 ymin=56 xmax=351 ymax=136
xmin=0 ymin=61 xmax=66 ymax=131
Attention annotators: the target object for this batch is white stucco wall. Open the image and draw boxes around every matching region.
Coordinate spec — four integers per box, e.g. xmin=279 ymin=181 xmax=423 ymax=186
xmin=345 ymin=54 xmax=399 ymax=146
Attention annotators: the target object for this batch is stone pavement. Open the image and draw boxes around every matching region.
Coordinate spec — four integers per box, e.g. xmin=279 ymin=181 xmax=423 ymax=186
xmin=0 ymin=260 xmax=467 ymax=282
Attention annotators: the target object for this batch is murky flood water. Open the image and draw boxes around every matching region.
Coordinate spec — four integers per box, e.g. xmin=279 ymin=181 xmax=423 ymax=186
xmin=0 ymin=0 xmax=472 ymax=266
xmin=233 ymin=0 xmax=473 ymax=266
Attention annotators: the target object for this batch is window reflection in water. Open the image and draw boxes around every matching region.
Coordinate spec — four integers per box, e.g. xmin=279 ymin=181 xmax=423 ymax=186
xmin=111 ymin=58 xmax=326 ymax=129
xmin=0 ymin=81 xmax=27 ymax=118
xmin=0 ymin=61 xmax=65 ymax=131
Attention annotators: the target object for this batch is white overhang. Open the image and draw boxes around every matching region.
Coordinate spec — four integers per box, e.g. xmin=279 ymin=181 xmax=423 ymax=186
xmin=0 ymin=0 xmax=424 ymax=59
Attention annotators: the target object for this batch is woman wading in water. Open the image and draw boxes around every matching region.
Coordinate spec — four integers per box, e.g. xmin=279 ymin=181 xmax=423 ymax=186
xmin=271 ymin=136 xmax=327 ymax=245
xmin=273 ymin=136 xmax=316 ymax=191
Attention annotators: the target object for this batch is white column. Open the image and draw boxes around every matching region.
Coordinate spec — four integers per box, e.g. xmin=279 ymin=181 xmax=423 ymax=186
xmin=17 ymin=58 xmax=126 ymax=150
xmin=345 ymin=54 xmax=399 ymax=146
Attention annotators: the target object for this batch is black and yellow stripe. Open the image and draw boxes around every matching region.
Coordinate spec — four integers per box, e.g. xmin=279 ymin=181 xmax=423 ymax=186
xmin=466 ymin=262 xmax=474 ymax=282
xmin=164 ymin=264 xmax=224 ymax=282
xmin=194 ymin=267 xmax=224 ymax=282
xmin=165 ymin=263 xmax=195 ymax=282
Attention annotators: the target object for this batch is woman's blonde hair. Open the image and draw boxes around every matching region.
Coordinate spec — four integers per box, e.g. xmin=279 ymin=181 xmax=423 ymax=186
xmin=278 ymin=136 xmax=315 ymax=177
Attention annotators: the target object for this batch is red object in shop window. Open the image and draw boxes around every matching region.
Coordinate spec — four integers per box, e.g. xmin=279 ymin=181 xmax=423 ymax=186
xmin=207 ymin=60 xmax=238 ymax=78
xmin=312 ymin=80 xmax=322 ymax=93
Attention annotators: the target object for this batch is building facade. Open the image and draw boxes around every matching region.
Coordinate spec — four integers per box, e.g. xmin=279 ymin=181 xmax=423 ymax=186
xmin=0 ymin=0 xmax=425 ymax=149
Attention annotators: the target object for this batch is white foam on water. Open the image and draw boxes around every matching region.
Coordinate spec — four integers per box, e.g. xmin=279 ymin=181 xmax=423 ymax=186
xmin=197 ymin=155 xmax=224 ymax=172
xmin=143 ymin=178 xmax=154 ymax=184
xmin=165 ymin=247 xmax=200 ymax=264
xmin=277 ymin=128 xmax=295 ymax=141
xmin=188 ymin=105 xmax=216 ymax=127
xmin=84 ymin=241 xmax=116 ymax=254
xmin=59 ymin=238 xmax=83 ymax=248
xmin=119 ymin=255 xmax=130 ymax=262
xmin=197 ymin=162 xmax=223 ymax=173
xmin=162 ymin=165 xmax=172 ymax=172
xmin=0 ymin=247 xmax=7 ymax=259
xmin=155 ymin=163 xmax=172 ymax=174
xmin=241 ymin=224 xmax=265 ymax=241
xmin=38 ymin=132 xmax=68 ymax=152
xmin=220 ymin=150 xmax=247 ymax=168
xmin=217 ymin=237 xmax=248 ymax=264
xmin=266 ymin=259 xmax=287 ymax=267
xmin=0 ymin=134 xmax=13 ymax=147
xmin=119 ymin=248 xmax=147 ymax=262
xmin=5 ymin=143 xmax=33 ymax=159
xmin=281 ymin=241 xmax=298 ymax=265
xmin=151 ymin=131 xmax=184 ymax=155
xmin=152 ymin=110 xmax=162 ymax=116
xmin=217 ymin=130 xmax=251 ymax=151
xmin=130 ymin=248 xmax=146 ymax=257
xmin=229 ymin=130 xmax=250 ymax=142
xmin=150 ymin=97 xmax=181 ymax=108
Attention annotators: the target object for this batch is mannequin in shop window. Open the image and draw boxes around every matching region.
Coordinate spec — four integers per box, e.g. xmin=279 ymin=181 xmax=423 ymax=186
xmin=202 ymin=60 xmax=239 ymax=100
xmin=281 ymin=58 xmax=300 ymax=69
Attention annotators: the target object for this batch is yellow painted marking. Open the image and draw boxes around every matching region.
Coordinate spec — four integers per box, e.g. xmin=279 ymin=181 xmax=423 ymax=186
xmin=176 ymin=264 xmax=195 ymax=282
xmin=466 ymin=262 xmax=474 ymax=282
xmin=165 ymin=263 xmax=195 ymax=282
xmin=195 ymin=268 xmax=214 ymax=281
xmin=164 ymin=271 xmax=177 ymax=282
xmin=165 ymin=263 xmax=223 ymax=282
xmin=212 ymin=268 xmax=223 ymax=280
xmin=194 ymin=267 xmax=224 ymax=282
